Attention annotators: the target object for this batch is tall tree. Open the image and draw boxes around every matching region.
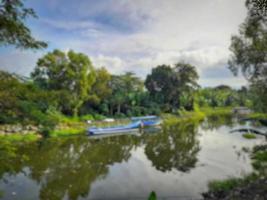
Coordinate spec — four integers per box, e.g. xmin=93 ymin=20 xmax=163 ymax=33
xmin=0 ymin=0 xmax=47 ymax=49
xmin=228 ymin=0 xmax=267 ymax=111
xmin=31 ymin=50 xmax=96 ymax=116
xmin=145 ymin=63 xmax=199 ymax=111
xmin=109 ymin=72 xmax=144 ymax=115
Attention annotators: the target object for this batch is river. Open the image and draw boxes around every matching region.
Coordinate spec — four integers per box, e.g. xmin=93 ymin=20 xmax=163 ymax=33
xmin=0 ymin=115 xmax=266 ymax=200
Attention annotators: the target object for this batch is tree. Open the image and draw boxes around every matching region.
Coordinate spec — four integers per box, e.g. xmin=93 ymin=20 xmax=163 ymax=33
xmin=31 ymin=50 xmax=96 ymax=116
xmin=229 ymin=0 xmax=267 ymax=111
xmin=88 ymin=67 xmax=112 ymax=105
xmin=0 ymin=0 xmax=47 ymax=49
xmin=108 ymin=72 xmax=144 ymax=115
xmin=145 ymin=63 xmax=199 ymax=111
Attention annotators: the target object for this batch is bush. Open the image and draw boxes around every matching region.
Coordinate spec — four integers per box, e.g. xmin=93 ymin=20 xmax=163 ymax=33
xmin=80 ymin=114 xmax=94 ymax=121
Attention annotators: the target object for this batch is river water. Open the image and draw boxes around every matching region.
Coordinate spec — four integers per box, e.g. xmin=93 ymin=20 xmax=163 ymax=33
xmin=0 ymin=116 xmax=266 ymax=200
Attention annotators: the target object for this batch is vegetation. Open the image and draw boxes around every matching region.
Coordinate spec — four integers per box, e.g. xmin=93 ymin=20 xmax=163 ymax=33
xmin=0 ymin=49 xmax=250 ymax=138
xmin=0 ymin=0 xmax=47 ymax=49
xmin=242 ymin=133 xmax=257 ymax=139
xmin=207 ymin=174 xmax=259 ymax=193
xmin=229 ymin=0 xmax=267 ymax=112
xmin=145 ymin=63 xmax=199 ymax=112
xmin=205 ymin=144 xmax=267 ymax=199
xmin=0 ymin=133 xmax=39 ymax=142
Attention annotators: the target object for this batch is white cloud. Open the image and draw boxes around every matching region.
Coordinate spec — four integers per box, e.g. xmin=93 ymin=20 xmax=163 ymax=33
xmin=91 ymin=55 xmax=126 ymax=75
xmin=1 ymin=0 xmax=248 ymax=87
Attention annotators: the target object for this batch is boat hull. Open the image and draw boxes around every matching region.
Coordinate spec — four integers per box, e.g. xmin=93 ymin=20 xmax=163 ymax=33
xmin=88 ymin=121 xmax=141 ymax=135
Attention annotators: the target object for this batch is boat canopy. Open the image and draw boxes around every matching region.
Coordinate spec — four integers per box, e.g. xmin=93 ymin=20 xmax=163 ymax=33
xmin=131 ymin=116 xmax=159 ymax=121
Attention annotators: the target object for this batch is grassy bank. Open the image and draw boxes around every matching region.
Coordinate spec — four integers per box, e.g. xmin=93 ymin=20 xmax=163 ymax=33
xmin=203 ymin=144 xmax=267 ymax=199
xmin=162 ymin=107 xmax=232 ymax=126
xmin=0 ymin=106 xmax=243 ymax=140
xmin=0 ymin=133 xmax=40 ymax=142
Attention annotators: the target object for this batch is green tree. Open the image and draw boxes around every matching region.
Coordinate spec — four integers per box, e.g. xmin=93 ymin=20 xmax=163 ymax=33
xmin=108 ymin=72 xmax=144 ymax=116
xmin=145 ymin=63 xmax=199 ymax=111
xmin=0 ymin=70 xmax=58 ymax=132
xmin=31 ymin=50 xmax=96 ymax=116
xmin=229 ymin=0 xmax=267 ymax=111
xmin=0 ymin=0 xmax=47 ymax=49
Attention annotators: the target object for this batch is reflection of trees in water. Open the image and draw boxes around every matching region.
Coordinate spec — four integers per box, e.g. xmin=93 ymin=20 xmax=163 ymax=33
xmin=201 ymin=115 xmax=234 ymax=131
xmin=0 ymin=135 xmax=138 ymax=200
xmin=144 ymin=122 xmax=200 ymax=173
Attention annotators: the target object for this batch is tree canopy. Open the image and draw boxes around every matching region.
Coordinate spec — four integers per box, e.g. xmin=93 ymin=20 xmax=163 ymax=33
xmin=0 ymin=0 xmax=47 ymax=49
xmin=31 ymin=49 xmax=96 ymax=116
xmin=145 ymin=63 xmax=199 ymax=111
xmin=229 ymin=0 xmax=267 ymax=111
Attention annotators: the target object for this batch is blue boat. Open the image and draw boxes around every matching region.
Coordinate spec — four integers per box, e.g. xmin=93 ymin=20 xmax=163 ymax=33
xmin=88 ymin=120 xmax=141 ymax=135
xmin=88 ymin=116 xmax=161 ymax=136
xmin=131 ymin=116 xmax=161 ymax=127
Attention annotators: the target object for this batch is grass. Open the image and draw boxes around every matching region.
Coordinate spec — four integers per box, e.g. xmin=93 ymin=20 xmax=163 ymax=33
xmin=200 ymin=106 xmax=233 ymax=116
xmin=208 ymin=178 xmax=244 ymax=193
xmin=208 ymin=173 xmax=259 ymax=193
xmin=161 ymin=107 xmax=232 ymax=126
xmin=0 ymin=133 xmax=40 ymax=142
xmin=248 ymin=112 xmax=267 ymax=120
xmin=49 ymin=128 xmax=86 ymax=137
xmin=251 ymin=145 xmax=267 ymax=172
xmin=242 ymin=133 xmax=257 ymax=139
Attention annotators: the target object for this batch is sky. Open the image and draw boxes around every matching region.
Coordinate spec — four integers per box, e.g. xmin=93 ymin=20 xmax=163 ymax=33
xmin=0 ymin=0 xmax=248 ymax=87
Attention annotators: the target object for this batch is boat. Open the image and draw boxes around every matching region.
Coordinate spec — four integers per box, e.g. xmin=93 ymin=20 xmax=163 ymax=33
xmin=88 ymin=116 xmax=162 ymax=136
xmin=131 ymin=116 xmax=162 ymax=127
xmin=88 ymin=120 xmax=141 ymax=135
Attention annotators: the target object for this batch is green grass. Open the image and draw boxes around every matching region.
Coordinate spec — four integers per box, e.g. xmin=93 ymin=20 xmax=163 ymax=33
xmin=242 ymin=133 xmax=257 ymax=139
xmin=161 ymin=107 xmax=232 ymax=126
xmin=251 ymin=145 xmax=267 ymax=171
xmin=208 ymin=178 xmax=243 ymax=192
xmin=248 ymin=112 xmax=267 ymax=120
xmin=0 ymin=133 xmax=39 ymax=142
xmin=208 ymin=174 xmax=258 ymax=193
xmin=161 ymin=111 xmax=205 ymax=126
xmin=49 ymin=128 xmax=85 ymax=137
xmin=200 ymin=106 xmax=232 ymax=116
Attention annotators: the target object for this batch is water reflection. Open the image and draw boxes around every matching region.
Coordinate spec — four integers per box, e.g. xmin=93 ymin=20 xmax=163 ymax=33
xmin=144 ymin=122 xmax=200 ymax=172
xmin=0 ymin=136 xmax=138 ymax=200
xmin=0 ymin=115 xmax=265 ymax=200
xmin=201 ymin=114 xmax=234 ymax=131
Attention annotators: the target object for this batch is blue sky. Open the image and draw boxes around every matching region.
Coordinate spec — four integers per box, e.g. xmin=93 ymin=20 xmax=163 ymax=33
xmin=0 ymin=0 xmax=248 ymax=87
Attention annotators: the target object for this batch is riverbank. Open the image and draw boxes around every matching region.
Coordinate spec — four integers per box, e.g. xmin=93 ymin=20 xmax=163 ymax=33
xmin=203 ymin=144 xmax=267 ymax=200
xmin=0 ymin=106 xmax=258 ymax=141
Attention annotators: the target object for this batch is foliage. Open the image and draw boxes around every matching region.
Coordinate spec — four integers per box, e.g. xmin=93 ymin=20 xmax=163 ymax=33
xmin=49 ymin=128 xmax=85 ymax=137
xmin=0 ymin=71 xmax=59 ymax=132
xmin=208 ymin=178 xmax=244 ymax=193
xmin=0 ymin=133 xmax=39 ymax=142
xmin=242 ymin=133 xmax=257 ymax=139
xmin=31 ymin=49 xmax=96 ymax=116
xmin=207 ymin=144 xmax=267 ymax=195
xmin=196 ymin=86 xmax=250 ymax=108
xmin=228 ymin=0 xmax=267 ymax=112
xmin=200 ymin=107 xmax=233 ymax=117
xmin=0 ymin=0 xmax=47 ymax=49
xmin=148 ymin=191 xmax=157 ymax=200
xmin=251 ymin=144 xmax=267 ymax=173
xmin=145 ymin=63 xmax=199 ymax=112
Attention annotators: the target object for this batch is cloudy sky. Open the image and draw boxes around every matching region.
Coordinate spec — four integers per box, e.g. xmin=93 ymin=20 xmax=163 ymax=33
xmin=0 ymin=0 xmax=248 ymax=87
